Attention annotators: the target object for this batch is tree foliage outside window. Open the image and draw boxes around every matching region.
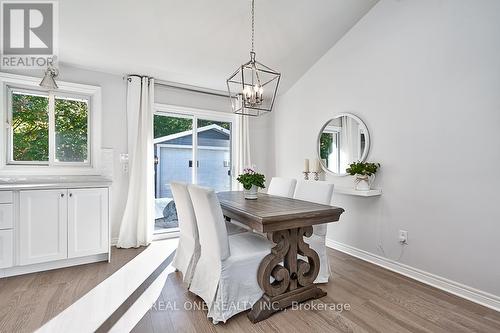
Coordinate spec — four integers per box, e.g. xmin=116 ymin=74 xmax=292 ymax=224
xmin=11 ymin=91 xmax=89 ymax=163
xmin=12 ymin=93 xmax=49 ymax=161
xmin=319 ymin=132 xmax=333 ymax=163
xmin=55 ymin=98 xmax=88 ymax=162
xmin=154 ymin=115 xmax=230 ymax=138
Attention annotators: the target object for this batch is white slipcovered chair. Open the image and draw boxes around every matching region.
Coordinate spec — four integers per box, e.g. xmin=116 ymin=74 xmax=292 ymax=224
xmin=170 ymin=182 xmax=200 ymax=287
xmin=187 ymin=184 xmax=272 ymax=323
xmin=170 ymin=182 xmax=246 ymax=286
xmin=293 ymin=180 xmax=334 ymax=283
xmin=267 ymin=177 xmax=297 ymax=197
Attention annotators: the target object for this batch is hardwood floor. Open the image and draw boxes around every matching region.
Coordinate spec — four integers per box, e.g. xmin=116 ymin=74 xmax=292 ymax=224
xmin=0 ymin=247 xmax=145 ymax=333
xmin=133 ymin=248 xmax=500 ymax=333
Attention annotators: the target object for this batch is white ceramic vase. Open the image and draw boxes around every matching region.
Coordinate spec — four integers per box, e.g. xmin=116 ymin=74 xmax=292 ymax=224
xmin=244 ymin=185 xmax=258 ymax=199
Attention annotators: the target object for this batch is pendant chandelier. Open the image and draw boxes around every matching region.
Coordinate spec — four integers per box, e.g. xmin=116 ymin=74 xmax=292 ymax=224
xmin=226 ymin=0 xmax=281 ymax=116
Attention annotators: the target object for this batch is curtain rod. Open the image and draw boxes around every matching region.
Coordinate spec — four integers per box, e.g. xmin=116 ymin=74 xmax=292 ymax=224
xmin=125 ymin=74 xmax=230 ymax=99
xmin=155 ymin=79 xmax=230 ymax=98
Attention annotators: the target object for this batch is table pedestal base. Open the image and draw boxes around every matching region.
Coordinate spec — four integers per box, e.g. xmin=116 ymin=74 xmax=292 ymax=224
xmin=248 ymin=226 xmax=326 ymax=323
xmin=248 ymin=285 xmax=326 ymax=323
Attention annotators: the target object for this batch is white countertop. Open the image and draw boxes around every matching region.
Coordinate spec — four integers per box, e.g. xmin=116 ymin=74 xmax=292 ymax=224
xmin=0 ymin=175 xmax=112 ymax=190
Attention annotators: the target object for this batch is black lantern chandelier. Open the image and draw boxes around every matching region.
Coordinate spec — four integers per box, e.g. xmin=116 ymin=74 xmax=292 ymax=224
xmin=226 ymin=0 xmax=281 ymax=116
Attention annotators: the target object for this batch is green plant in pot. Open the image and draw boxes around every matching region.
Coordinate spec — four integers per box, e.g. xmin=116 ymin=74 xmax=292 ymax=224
xmin=237 ymin=168 xmax=266 ymax=199
xmin=346 ymin=162 xmax=380 ymax=191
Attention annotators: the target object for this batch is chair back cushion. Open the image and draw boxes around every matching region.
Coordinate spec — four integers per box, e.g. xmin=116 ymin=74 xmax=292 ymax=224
xmin=293 ymin=181 xmax=334 ymax=236
xmin=188 ymin=185 xmax=230 ymax=261
xmin=171 ymin=182 xmax=198 ymax=242
xmin=293 ymin=180 xmax=334 ymax=205
xmin=267 ymin=177 xmax=297 ymax=197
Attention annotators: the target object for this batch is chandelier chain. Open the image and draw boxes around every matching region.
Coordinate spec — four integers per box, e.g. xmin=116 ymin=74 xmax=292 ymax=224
xmin=251 ymin=0 xmax=255 ymax=52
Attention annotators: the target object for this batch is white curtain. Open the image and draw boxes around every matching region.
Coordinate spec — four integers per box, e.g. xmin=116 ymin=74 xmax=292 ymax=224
xmin=117 ymin=76 xmax=155 ymax=248
xmin=235 ymin=115 xmax=252 ymax=188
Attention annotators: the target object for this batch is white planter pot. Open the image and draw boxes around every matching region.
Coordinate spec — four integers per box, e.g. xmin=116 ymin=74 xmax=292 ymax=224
xmin=244 ymin=185 xmax=258 ymax=200
xmin=355 ymin=175 xmax=371 ymax=191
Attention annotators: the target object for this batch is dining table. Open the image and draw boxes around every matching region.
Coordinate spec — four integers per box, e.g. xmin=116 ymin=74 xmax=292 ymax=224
xmin=217 ymin=191 xmax=345 ymax=323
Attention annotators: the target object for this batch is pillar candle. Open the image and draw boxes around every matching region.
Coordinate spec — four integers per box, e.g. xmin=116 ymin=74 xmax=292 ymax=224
xmin=311 ymin=158 xmax=320 ymax=173
xmin=304 ymin=159 xmax=310 ymax=172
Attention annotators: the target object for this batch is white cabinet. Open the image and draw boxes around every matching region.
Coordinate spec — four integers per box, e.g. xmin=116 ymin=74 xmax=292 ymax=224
xmin=0 ymin=191 xmax=13 ymax=204
xmin=0 ymin=179 xmax=111 ymax=278
xmin=68 ymin=188 xmax=109 ymax=258
xmin=0 ymin=204 xmax=13 ymax=229
xmin=19 ymin=188 xmax=110 ymax=266
xmin=19 ymin=190 xmax=68 ymax=265
xmin=0 ymin=229 xmax=13 ymax=268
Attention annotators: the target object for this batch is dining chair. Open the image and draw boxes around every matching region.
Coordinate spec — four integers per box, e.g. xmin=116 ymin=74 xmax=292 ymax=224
xmin=170 ymin=181 xmax=246 ymax=286
xmin=267 ymin=177 xmax=297 ymax=197
xmin=170 ymin=182 xmax=200 ymax=287
xmin=187 ymin=184 xmax=272 ymax=323
xmin=293 ymin=180 xmax=334 ymax=283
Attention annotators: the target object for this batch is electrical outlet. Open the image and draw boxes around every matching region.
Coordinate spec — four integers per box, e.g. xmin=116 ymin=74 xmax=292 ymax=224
xmin=399 ymin=230 xmax=408 ymax=244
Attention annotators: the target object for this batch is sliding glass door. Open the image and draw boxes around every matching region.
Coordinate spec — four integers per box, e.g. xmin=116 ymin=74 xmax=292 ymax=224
xmin=195 ymin=118 xmax=232 ymax=192
xmin=153 ymin=109 xmax=234 ymax=234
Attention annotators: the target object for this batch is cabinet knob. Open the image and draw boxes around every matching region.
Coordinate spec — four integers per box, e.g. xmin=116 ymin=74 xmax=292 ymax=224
xmin=69 ymin=193 xmax=73 ymax=197
xmin=60 ymin=193 xmax=64 ymax=197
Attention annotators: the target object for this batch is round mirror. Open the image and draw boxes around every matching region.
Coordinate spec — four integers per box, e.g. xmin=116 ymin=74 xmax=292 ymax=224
xmin=317 ymin=113 xmax=370 ymax=176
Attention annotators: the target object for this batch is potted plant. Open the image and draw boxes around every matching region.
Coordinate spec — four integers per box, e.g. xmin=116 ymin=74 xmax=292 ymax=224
xmin=237 ymin=168 xmax=266 ymax=199
xmin=346 ymin=162 xmax=380 ymax=191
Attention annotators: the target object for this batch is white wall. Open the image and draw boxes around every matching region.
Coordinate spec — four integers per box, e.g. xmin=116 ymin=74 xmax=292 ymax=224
xmin=273 ymin=0 xmax=500 ymax=297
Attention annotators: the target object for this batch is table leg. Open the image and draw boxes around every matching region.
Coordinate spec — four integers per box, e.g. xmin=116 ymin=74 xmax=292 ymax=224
xmin=247 ymin=226 xmax=327 ymax=323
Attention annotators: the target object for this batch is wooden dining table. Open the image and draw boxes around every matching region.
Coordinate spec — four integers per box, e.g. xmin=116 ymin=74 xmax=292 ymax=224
xmin=217 ymin=191 xmax=345 ymax=323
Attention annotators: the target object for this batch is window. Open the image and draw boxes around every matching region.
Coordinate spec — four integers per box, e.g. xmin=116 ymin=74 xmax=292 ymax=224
xmin=7 ymin=88 xmax=91 ymax=166
xmin=0 ymin=72 xmax=101 ymax=172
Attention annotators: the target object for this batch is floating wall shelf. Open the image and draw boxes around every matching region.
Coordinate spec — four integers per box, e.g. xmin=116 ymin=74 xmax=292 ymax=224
xmin=334 ymin=187 xmax=382 ymax=197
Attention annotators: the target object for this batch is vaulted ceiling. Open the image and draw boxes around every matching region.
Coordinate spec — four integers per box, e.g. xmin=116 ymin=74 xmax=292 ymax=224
xmin=59 ymin=0 xmax=378 ymax=92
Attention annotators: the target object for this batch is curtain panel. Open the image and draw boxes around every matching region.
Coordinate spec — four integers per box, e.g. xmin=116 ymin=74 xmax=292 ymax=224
xmin=117 ymin=76 xmax=155 ymax=248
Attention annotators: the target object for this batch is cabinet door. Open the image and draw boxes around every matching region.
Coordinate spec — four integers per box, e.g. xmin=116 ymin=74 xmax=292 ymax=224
xmin=0 ymin=229 xmax=13 ymax=268
xmin=19 ymin=190 xmax=68 ymax=265
xmin=68 ymin=188 xmax=109 ymax=258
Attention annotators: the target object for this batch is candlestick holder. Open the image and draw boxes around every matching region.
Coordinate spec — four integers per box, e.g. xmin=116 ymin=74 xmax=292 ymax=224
xmin=303 ymin=171 xmax=310 ymax=180
xmin=312 ymin=172 xmax=320 ymax=181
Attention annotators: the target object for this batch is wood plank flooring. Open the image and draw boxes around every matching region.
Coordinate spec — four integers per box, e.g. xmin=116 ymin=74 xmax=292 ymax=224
xmin=0 ymin=247 xmax=145 ymax=333
xmin=133 ymin=248 xmax=500 ymax=333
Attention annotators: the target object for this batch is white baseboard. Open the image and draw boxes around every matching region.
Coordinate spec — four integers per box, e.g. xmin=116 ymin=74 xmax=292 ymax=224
xmin=326 ymin=238 xmax=500 ymax=312
xmin=0 ymin=253 xmax=108 ymax=278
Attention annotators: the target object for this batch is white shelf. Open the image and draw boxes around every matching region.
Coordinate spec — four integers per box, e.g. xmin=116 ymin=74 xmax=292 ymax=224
xmin=334 ymin=187 xmax=382 ymax=197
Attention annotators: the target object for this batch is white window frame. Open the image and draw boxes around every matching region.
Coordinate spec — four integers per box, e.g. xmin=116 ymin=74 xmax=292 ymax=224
xmin=0 ymin=72 xmax=102 ymax=176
